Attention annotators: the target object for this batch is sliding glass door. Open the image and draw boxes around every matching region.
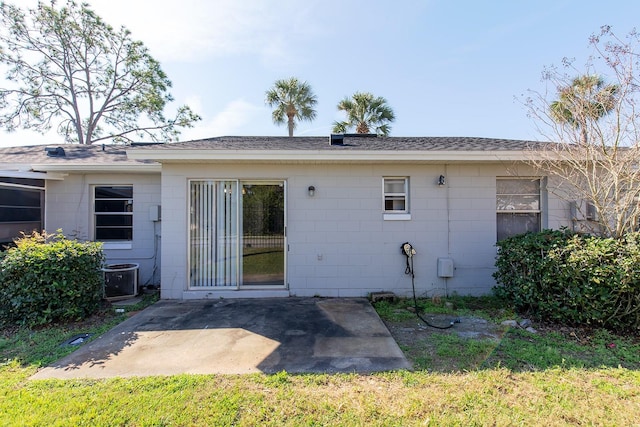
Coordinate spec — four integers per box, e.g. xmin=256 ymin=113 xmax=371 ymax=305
xmin=189 ymin=180 xmax=239 ymax=288
xmin=189 ymin=180 xmax=285 ymax=289
xmin=241 ymin=182 xmax=285 ymax=287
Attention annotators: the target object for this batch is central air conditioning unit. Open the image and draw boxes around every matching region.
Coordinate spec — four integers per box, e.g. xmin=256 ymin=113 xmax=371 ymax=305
xmin=102 ymin=263 xmax=139 ymax=300
xmin=570 ymin=200 xmax=598 ymax=221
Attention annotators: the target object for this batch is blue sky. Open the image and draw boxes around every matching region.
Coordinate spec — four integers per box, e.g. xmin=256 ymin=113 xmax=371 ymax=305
xmin=2 ymin=0 xmax=640 ymax=146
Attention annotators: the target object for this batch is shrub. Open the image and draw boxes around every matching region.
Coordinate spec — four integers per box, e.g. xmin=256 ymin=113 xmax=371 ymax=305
xmin=0 ymin=230 xmax=105 ymax=326
xmin=494 ymin=230 xmax=640 ymax=332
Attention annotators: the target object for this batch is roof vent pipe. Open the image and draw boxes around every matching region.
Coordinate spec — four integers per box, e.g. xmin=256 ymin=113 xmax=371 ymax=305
xmin=45 ymin=146 xmax=66 ymax=157
xmin=330 ymin=133 xmax=378 ymax=145
xmin=330 ymin=134 xmax=344 ymax=146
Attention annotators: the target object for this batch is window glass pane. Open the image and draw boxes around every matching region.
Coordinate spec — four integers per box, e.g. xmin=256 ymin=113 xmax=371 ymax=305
xmin=96 ymin=215 xmax=133 ymax=227
xmin=95 ymin=186 xmax=133 ymax=199
xmin=95 ymin=200 xmax=132 ymax=213
xmin=497 ymin=179 xmax=540 ymax=195
xmin=497 ymin=213 xmax=541 ymax=241
xmin=0 ymin=188 xmax=42 ymax=207
xmin=94 ymin=185 xmax=133 ymax=241
xmin=496 ymin=195 xmax=540 ymax=211
xmin=96 ymin=228 xmax=133 ymax=241
xmin=384 ymin=179 xmax=406 ymax=193
xmin=385 ymin=196 xmax=406 ymax=211
xmin=0 ymin=177 xmax=45 ymax=188
xmin=242 ymin=183 xmax=285 ymax=287
xmin=0 ymin=207 xmax=41 ymax=222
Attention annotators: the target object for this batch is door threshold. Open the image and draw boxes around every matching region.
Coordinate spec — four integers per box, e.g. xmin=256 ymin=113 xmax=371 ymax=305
xmin=182 ymin=289 xmax=290 ymax=299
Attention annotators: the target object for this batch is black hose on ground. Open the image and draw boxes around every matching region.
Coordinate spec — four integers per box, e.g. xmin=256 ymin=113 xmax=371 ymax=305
xmin=403 ymin=246 xmax=457 ymax=330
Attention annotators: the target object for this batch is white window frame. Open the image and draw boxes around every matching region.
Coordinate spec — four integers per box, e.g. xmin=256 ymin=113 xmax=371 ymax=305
xmin=383 ymin=177 xmax=411 ymax=220
xmin=496 ymin=178 xmax=541 ymax=240
xmin=93 ymin=185 xmax=133 ymax=249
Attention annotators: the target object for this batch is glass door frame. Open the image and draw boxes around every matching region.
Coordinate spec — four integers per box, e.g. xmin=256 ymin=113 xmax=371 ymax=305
xmin=187 ymin=179 xmax=287 ymax=290
xmin=239 ymin=180 xmax=287 ymax=290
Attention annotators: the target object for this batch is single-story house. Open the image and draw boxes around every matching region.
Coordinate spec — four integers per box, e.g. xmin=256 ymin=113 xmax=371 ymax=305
xmin=0 ymin=135 xmax=575 ymax=299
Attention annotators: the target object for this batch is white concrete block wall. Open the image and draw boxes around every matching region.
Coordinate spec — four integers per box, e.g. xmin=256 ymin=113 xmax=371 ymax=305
xmin=546 ymin=175 xmax=573 ymax=231
xmin=45 ymin=173 xmax=161 ymax=287
xmin=158 ymin=162 xmax=569 ymax=299
xmin=159 ymin=168 xmax=188 ymax=299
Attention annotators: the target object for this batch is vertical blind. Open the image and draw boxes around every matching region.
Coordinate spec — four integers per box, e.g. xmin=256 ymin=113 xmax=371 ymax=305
xmin=189 ymin=180 xmax=238 ymax=288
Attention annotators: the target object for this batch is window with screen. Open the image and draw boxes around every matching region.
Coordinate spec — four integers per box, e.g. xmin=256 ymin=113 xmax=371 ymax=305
xmin=496 ymin=178 xmax=541 ymax=241
xmin=94 ymin=186 xmax=133 ymax=241
xmin=383 ymin=177 xmax=409 ymax=213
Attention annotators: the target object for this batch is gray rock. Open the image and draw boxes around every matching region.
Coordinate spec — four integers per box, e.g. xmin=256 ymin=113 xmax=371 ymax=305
xmin=525 ymin=326 xmax=538 ymax=334
xmin=501 ymin=320 xmax=518 ymax=327
xmin=519 ymin=319 xmax=532 ymax=328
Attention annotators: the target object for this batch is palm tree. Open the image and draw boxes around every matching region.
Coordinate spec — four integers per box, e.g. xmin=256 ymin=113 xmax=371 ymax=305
xmin=265 ymin=77 xmax=317 ymax=137
xmin=550 ymin=75 xmax=618 ymax=144
xmin=332 ymin=92 xmax=395 ymax=136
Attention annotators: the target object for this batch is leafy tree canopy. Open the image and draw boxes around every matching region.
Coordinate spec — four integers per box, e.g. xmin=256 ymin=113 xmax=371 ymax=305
xmin=265 ymin=77 xmax=317 ymax=137
xmin=0 ymin=0 xmax=200 ymax=144
xmin=332 ymin=92 xmax=395 ymax=136
xmin=549 ymin=75 xmax=618 ymax=144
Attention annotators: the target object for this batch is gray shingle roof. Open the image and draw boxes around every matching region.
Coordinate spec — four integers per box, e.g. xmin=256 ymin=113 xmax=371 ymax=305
xmin=0 ymin=143 xmax=157 ymax=166
xmin=0 ymin=136 xmax=550 ymax=169
xmin=129 ymin=136 xmax=547 ymax=152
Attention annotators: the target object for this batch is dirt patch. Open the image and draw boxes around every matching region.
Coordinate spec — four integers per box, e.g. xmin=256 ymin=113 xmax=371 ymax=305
xmin=382 ymin=313 xmax=508 ymax=372
xmin=382 ymin=307 xmax=640 ymax=372
xmin=386 ymin=313 xmax=505 ymax=340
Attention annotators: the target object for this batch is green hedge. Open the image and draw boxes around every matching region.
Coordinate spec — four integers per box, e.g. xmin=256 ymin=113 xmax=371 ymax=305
xmin=494 ymin=230 xmax=640 ymax=332
xmin=0 ymin=231 xmax=105 ymax=326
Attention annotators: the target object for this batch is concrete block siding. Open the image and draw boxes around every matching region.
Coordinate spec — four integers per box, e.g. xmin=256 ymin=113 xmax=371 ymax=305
xmin=159 ymin=162 xmax=571 ymax=299
xmin=1 ymin=138 xmax=574 ymax=300
xmin=45 ymin=173 xmax=161 ymax=287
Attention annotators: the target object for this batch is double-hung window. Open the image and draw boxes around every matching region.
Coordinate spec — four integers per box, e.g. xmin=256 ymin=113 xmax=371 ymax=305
xmin=383 ymin=177 xmax=410 ymax=220
xmin=0 ymin=178 xmax=44 ymax=244
xmin=496 ymin=178 xmax=541 ymax=240
xmin=94 ymin=186 xmax=133 ymax=242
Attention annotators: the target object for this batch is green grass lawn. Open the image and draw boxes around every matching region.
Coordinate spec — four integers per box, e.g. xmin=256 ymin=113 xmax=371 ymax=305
xmin=242 ymin=247 xmax=284 ymax=275
xmin=1 ymin=295 xmax=639 ymax=426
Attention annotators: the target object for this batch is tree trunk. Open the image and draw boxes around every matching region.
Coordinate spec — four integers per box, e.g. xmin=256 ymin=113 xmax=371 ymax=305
xmin=287 ymin=114 xmax=294 ymax=137
xmin=580 ymin=126 xmax=588 ymax=145
xmin=356 ymin=122 xmax=369 ymax=134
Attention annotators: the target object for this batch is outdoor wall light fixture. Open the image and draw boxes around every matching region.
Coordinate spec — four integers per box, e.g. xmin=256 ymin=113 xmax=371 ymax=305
xmin=308 ymin=185 xmax=316 ymax=197
xmin=438 ymin=175 xmax=446 ymax=186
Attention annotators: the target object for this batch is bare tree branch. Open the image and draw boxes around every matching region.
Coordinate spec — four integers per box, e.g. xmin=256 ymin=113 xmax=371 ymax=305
xmin=522 ymin=27 xmax=640 ymax=238
xmin=0 ymin=0 xmax=200 ymax=144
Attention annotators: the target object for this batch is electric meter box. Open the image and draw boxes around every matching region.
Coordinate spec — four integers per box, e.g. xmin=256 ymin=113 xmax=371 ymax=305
xmin=437 ymin=257 xmax=454 ymax=278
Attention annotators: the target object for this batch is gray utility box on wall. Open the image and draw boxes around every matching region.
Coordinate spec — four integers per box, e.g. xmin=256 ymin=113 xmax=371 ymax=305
xmin=102 ymin=263 xmax=140 ymax=300
xmin=437 ymin=257 xmax=454 ymax=278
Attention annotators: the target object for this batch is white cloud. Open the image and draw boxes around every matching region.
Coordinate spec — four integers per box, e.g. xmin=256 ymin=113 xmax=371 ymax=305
xmin=180 ymin=99 xmax=268 ymax=140
xmin=81 ymin=0 xmax=323 ymax=64
xmin=0 ymin=129 xmax=63 ymax=147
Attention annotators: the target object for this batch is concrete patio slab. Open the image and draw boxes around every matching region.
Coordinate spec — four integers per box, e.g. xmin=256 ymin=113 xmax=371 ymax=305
xmin=31 ymin=297 xmax=411 ymax=379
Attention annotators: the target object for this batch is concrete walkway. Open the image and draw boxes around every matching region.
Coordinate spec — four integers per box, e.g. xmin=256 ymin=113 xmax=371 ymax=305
xmin=32 ymin=298 xmax=411 ymax=379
